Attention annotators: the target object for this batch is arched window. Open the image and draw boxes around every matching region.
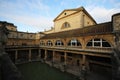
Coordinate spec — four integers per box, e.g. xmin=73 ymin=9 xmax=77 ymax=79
xmin=61 ymin=22 xmax=70 ymax=29
xmin=86 ymin=38 xmax=111 ymax=47
xmin=47 ymin=40 xmax=53 ymax=46
xmin=55 ymin=40 xmax=64 ymax=46
xmin=40 ymin=41 xmax=45 ymax=46
xmin=68 ymin=39 xmax=81 ymax=46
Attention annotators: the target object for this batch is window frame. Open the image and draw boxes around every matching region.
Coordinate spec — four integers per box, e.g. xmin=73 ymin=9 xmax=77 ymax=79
xmin=68 ymin=39 xmax=81 ymax=47
xmin=55 ymin=40 xmax=64 ymax=46
xmin=86 ymin=38 xmax=111 ymax=48
xmin=61 ymin=22 xmax=70 ymax=29
xmin=40 ymin=41 xmax=45 ymax=46
xmin=47 ymin=40 xmax=53 ymax=46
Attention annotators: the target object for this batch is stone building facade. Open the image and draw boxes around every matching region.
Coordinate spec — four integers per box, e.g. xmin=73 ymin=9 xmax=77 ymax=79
xmin=0 ymin=21 xmax=17 ymax=31
xmin=7 ymin=31 xmax=37 ymax=46
xmin=39 ymin=7 xmax=120 ymax=79
xmin=44 ymin=7 xmax=96 ymax=34
xmin=112 ymin=13 xmax=120 ymax=48
xmin=0 ymin=21 xmax=41 ymax=46
xmin=2 ymin=7 xmax=120 ymax=79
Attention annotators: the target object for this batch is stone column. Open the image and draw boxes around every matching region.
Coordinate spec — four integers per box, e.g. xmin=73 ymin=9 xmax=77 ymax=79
xmin=15 ymin=50 xmax=18 ymax=63
xmin=82 ymin=54 xmax=86 ymax=65
xmin=44 ymin=49 xmax=47 ymax=60
xmin=52 ymin=51 xmax=55 ymax=66
xmin=38 ymin=49 xmax=41 ymax=60
xmin=80 ymin=54 xmax=87 ymax=80
xmin=80 ymin=57 xmax=83 ymax=68
xmin=86 ymin=57 xmax=90 ymax=71
xmin=52 ymin=51 xmax=55 ymax=62
xmin=29 ymin=49 xmax=32 ymax=61
xmin=64 ymin=52 xmax=67 ymax=65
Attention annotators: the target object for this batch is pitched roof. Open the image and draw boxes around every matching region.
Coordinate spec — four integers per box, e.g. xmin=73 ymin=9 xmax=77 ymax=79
xmin=53 ymin=6 xmax=97 ymax=24
xmin=41 ymin=22 xmax=113 ymax=39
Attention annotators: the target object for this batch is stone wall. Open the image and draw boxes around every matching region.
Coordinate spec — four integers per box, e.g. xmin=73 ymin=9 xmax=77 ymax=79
xmin=112 ymin=13 xmax=120 ymax=50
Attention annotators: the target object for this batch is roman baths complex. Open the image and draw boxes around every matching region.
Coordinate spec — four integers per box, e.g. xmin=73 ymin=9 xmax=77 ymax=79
xmin=1 ymin=7 xmax=120 ymax=80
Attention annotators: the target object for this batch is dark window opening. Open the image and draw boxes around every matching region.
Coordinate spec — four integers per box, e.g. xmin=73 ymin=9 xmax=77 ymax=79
xmin=67 ymin=53 xmax=72 ymax=56
xmin=94 ymin=42 xmax=100 ymax=46
xmin=64 ymin=13 xmax=67 ymax=15
xmin=102 ymin=42 xmax=111 ymax=47
xmin=55 ymin=40 xmax=64 ymax=46
xmin=87 ymin=42 xmax=92 ymax=46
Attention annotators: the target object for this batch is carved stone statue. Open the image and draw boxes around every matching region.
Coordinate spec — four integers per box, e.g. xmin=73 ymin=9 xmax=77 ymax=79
xmin=0 ymin=22 xmax=22 ymax=80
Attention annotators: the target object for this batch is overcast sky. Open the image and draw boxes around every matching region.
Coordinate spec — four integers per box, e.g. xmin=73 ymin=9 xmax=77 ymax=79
xmin=0 ymin=0 xmax=120 ymax=32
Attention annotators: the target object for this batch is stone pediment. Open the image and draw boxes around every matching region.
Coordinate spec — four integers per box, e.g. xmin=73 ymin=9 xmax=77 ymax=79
xmin=53 ymin=10 xmax=77 ymax=21
xmin=53 ymin=7 xmax=84 ymax=21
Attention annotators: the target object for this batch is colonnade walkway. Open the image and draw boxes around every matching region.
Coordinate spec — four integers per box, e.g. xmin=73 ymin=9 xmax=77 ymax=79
xmin=5 ymin=46 xmax=112 ymax=80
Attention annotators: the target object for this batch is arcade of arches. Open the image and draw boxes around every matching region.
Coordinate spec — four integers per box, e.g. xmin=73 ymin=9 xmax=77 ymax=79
xmin=38 ymin=32 xmax=114 ymax=77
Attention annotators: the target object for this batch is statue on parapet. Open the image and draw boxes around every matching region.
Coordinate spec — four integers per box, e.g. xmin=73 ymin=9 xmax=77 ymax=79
xmin=0 ymin=22 xmax=22 ymax=80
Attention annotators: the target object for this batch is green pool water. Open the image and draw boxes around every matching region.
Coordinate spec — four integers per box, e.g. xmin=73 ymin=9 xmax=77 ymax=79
xmin=17 ymin=62 xmax=78 ymax=80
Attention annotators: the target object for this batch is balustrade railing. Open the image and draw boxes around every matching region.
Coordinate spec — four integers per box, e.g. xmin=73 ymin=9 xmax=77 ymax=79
xmin=86 ymin=47 xmax=113 ymax=53
xmin=5 ymin=45 xmax=39 ymax=48
xmin=6 ymin=45 xmax=113 ymax=53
